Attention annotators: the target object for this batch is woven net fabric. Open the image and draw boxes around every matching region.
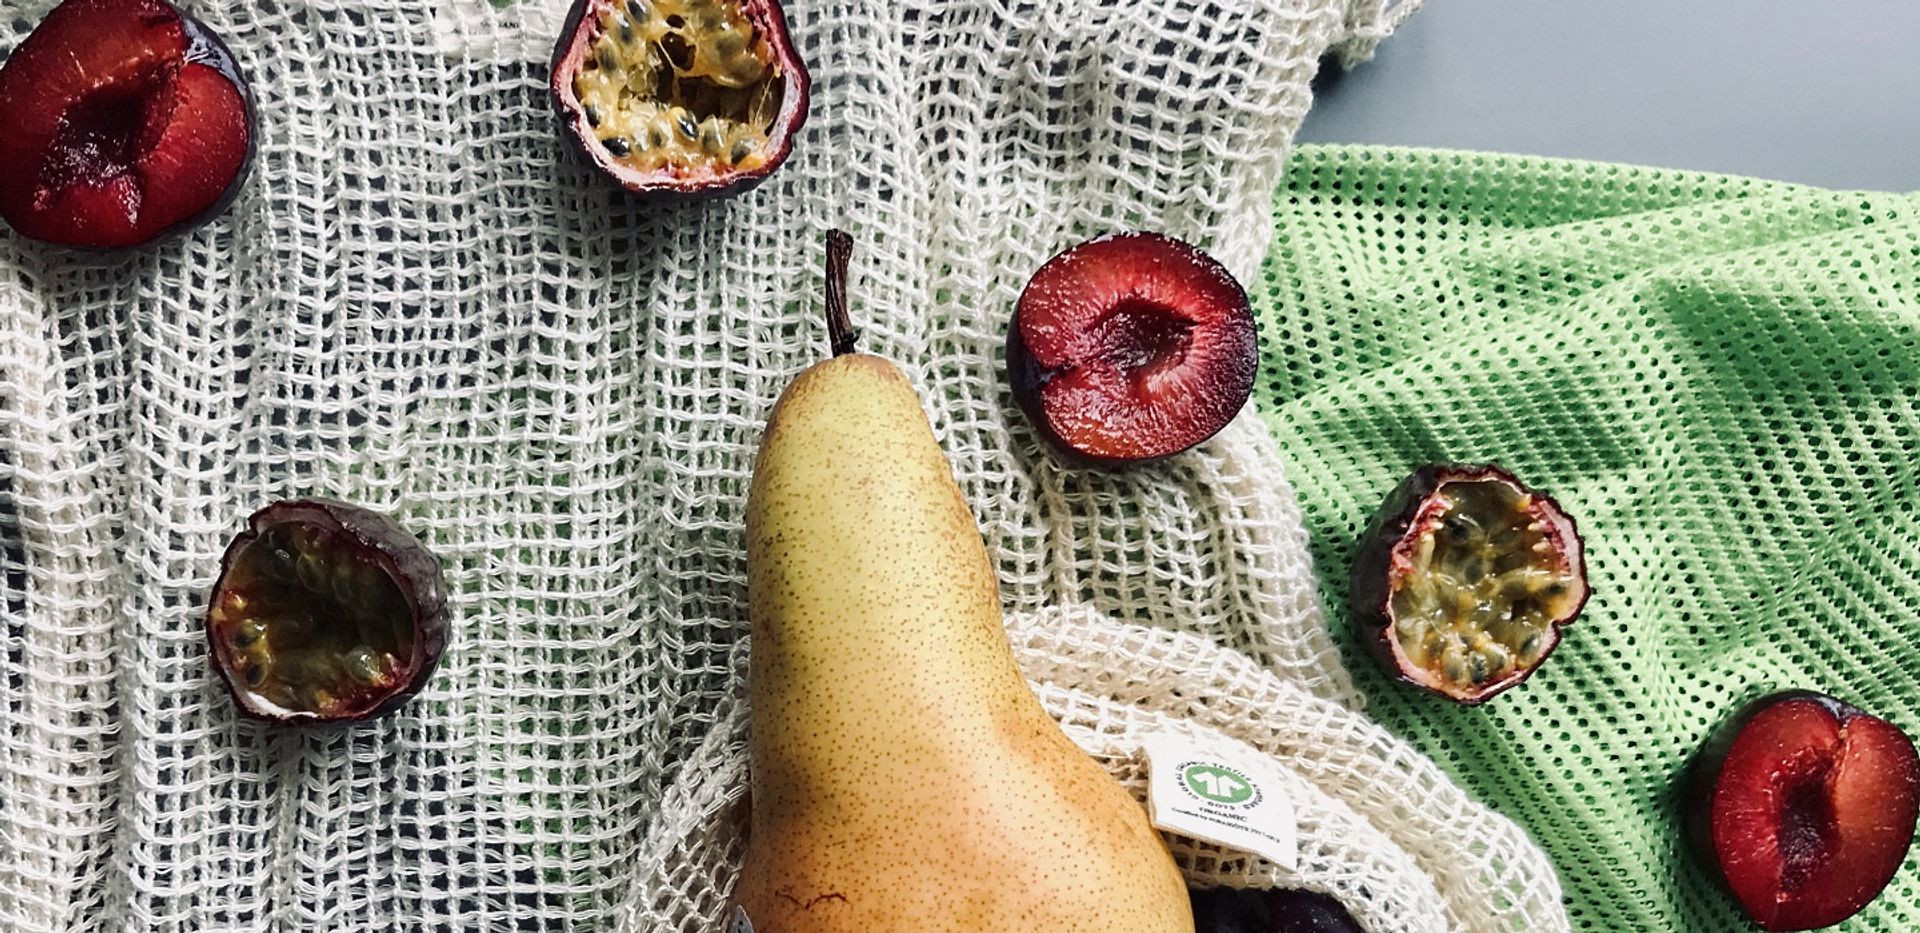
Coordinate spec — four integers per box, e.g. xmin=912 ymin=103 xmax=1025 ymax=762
xmin=1257 ymin=144 xmax=1920 ymax=932
xmin=0 ymin=1 xmax=1575 ymax=931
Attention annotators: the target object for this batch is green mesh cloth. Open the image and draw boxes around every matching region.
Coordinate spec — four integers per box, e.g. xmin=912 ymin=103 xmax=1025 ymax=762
xmin=1253 ymin=145 xmax=1920 ymax=931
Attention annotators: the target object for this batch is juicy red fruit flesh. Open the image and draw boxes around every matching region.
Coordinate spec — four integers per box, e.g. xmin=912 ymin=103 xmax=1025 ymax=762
xmin=1008 ymin=232 xmax=1257 ymax=466
xmin=1691 ymin=692 xmax=1919 ymax=931
xmin=0 ymin=0 xmax=253 ymax=249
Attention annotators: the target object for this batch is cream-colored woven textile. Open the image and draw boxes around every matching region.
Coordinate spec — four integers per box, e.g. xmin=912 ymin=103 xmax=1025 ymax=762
xmin=0 ymin=0 xmax=1564 ymax=930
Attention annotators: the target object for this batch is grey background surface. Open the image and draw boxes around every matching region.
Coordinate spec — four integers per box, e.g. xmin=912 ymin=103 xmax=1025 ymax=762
xmin=1296 ymin=0 xmax=1920 ymax=192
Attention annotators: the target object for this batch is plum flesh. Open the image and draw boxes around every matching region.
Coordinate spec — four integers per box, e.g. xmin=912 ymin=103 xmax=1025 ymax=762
xmin=1007 ymin=232 xmax=1258 ymax=467
xmin=0 ymin=0 xmax=254 ymax=249
xmin=1688 ymin=691 xmax=1919 ymax=931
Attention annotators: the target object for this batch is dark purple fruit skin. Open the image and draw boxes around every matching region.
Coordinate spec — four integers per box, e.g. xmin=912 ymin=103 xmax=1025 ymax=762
xmin=546 ymin=0 xmax=810 ymax=200
xmin=2 ymin=0 xmax=256 ymax=251
xmin=1348 ymin=462 xmax=1590 ymax=705
xmin=1190 ymin=887 xmax=1364 ymax=933
xmin=205 ymin=498 xmax=448 ymax=726
xmin=1681 ymin=690 xmax=1858 ymax=902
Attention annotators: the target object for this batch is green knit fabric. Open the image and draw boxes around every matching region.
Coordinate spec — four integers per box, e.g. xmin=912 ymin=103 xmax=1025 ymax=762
xmin=1253 ymin=145 xmax=1920 ymax=932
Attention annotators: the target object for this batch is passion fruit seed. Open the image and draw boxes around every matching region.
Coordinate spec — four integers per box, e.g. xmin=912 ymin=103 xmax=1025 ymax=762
xmin=1387 ymin=479 xmax=1582 ymax=690
xmin=230 ymin=616 xmax=264 ymax=647
xmin=572 ymin=0 xmax=781 ymax=176
xmin=344 ymin=646 xmax=395 ymax=685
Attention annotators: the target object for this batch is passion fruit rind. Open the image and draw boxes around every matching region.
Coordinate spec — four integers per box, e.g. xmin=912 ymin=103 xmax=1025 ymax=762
xmin=205 ymin=498 xmax=448 ymax=725
xmin=548 ymin=0 xmax=810 ymax=198
xmin=1349 ymin=463 xmax=1590 ymax=705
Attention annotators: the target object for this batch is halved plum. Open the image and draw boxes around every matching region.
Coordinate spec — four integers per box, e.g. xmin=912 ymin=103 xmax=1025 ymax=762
xmin=206 ymin=499 xmax=448 ymax=725
xmin=1349 ymin=464 xmax=1588 ymax=704
xmin=1007 ymin=232 xmax=1258 ymax=467
xmin=1687 ymin=691 xmax=1919 ymax=931
xmin=549 ymin=0 xmax=809 ymax=197
xmin=0 ymin=0 xmax=254 ymax=249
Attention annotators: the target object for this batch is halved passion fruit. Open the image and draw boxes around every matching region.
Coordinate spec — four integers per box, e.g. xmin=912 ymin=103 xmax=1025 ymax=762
xmin=205 ymin=499 xmax=448 ymax=724
xmin=549 ymin=0 xmax=809 ymax=197
xmin=1349 ymin=464 xmax=1588 ymax=704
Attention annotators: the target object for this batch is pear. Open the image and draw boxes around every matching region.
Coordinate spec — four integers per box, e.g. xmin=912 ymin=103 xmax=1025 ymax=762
xmin=731 ymin=231 xmax=1193 ymax=932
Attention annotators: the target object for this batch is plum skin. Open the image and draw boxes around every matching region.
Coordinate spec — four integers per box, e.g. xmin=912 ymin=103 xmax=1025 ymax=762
xmin=1188 ymin=887 xmax=1364 ymax=933
xmin=546 ymin=0 xmax=811 ymax=200
xmin=204 ymin=499 xmax=448 ymax=726
xmin=1348 ymin=463 xmax=1590 ymax=705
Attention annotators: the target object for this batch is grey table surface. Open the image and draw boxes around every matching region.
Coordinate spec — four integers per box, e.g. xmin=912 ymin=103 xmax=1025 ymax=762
xmin=1296 ymin=0 xmax=1920 ymax=192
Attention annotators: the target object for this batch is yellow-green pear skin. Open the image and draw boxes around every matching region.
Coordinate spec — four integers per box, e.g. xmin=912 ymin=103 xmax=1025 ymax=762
xmin=733 ymin=350 xmax=1193 ymax=933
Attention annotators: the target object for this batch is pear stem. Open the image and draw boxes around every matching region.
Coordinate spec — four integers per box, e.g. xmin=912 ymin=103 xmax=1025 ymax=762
xmin=825 ymin=229 xmax=858 ymax=356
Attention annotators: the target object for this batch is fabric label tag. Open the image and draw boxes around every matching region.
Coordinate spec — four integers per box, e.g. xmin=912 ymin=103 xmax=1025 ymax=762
xmin=1142 ymin=733 xmax=1297 ymax=870
xmin=729 ymin=906 xmax=753 ymax=933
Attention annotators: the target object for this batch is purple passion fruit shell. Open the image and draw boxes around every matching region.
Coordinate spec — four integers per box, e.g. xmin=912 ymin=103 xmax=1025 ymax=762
xmin=549 ymin=0 xmax=809 ymax=198
xmin=205 ymin=499 xmax=448 ymax=724
xmin=1349 ymin=463 xmax=1589 ymax=704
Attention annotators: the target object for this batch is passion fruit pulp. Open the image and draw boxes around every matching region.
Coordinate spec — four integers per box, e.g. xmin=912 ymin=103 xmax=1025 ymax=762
xmin=549 ymin=0 xmax=809 ymax=197
xmin=1349 ymin=463 xmax=1589 ymax=704
xmin=205 ymin=499 xmax=448 ymax=724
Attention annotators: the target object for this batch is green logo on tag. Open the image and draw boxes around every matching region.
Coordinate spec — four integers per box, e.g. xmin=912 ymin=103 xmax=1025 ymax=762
xmin=1182 ymin=762 xmax=1255 ymax=805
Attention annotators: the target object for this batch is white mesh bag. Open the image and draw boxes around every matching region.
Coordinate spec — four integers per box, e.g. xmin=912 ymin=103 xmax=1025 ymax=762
xmin=0 ymin=0 xmax=1567 ymax=929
